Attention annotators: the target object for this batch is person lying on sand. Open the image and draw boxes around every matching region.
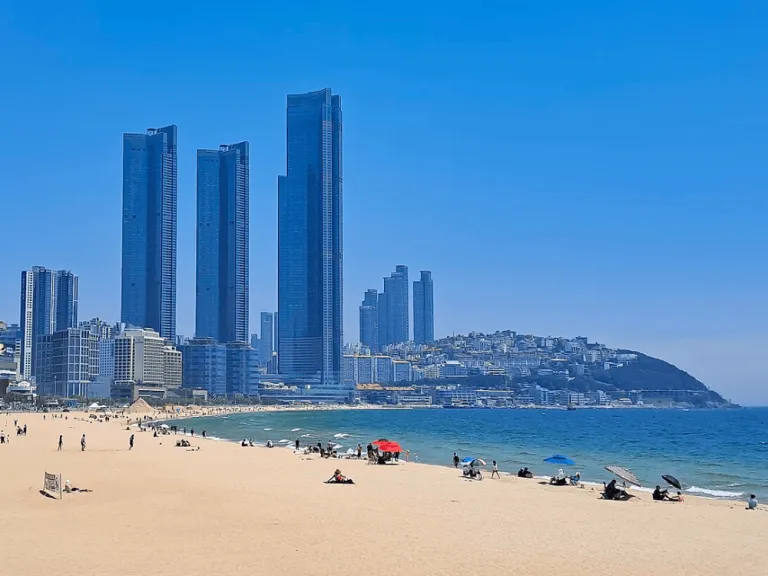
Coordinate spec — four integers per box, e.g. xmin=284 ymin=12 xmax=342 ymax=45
xmin=64 ymin=479 xmax=92 ymax=493
xmin=326 ymin=469 xmax=354 ymax=484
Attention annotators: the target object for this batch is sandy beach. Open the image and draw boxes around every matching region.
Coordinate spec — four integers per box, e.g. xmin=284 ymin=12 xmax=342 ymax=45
xmin=1 ymin=410 xmax=766 ymax=576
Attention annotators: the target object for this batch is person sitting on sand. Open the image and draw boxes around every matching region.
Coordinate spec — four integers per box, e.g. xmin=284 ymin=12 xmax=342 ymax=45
xmin=569 ymin=472 xmax=581 ymax=486
xmin=327 ymin=469 xmax=354 ymax=484
xmin=669 ymin=491 xmax=684 ymax=502
xmin=518 ymin=467 xmax=533 ymax=479
xmin=747 ymin=494 xmax=758 ymax=510
xmin=266 ymin=440 xmax=274 ymax=448
xmin=653 ymin=486 xmax=669 ymax=501
xmin=603 ymin=479 xmax=631 ymax=500
xmin=241 ymin=439 xmax=248 ymax=447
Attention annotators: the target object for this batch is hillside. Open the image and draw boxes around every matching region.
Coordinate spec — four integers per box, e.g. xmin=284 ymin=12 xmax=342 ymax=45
xmin=590 ymin=351 xmax=727 ymax=405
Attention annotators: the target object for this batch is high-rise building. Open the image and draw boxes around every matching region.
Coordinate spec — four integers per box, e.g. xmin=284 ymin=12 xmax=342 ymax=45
xmin=19 ymin=267 xmax=79 ymax=379
xmin=377 ymin=292 xmax=388 ymax=350
xmin=121 ymin=125 xmax=178 ymax=339
xmin=35 ymin=328 xmax=98 ymax=397
xmin=379 ymin=265 xmax=409 ymax=346
xmin=225 ymin=341 xmax=259 ymax=396
xmin=113 ymin=328 xmax=167 ymax=387
xmin=277 ymin=89 xmax=343 ymax=386
xmin=259 ymin=312 xmax=274 ymax=365
xmin=181 ymin=337 xmax=227 ymax=396
xmin=359 ymin=289 xmax=378 ymax=353
xmin=195 ymin=143 xmax=250 ymax=343
xmin=413 ymin=270 xmax=435 ymax=345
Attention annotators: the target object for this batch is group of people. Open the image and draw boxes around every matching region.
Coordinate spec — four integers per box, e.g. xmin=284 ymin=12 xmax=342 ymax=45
xmin=549 ymin=469 xmax=581 ymax=486
xmin=653 ymin=486 xmax=684 ymax=502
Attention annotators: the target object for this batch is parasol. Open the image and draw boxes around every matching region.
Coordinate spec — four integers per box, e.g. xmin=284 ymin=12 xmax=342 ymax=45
xmin=544 ymin=454 xmax=576 ymax=466
xmin=375 ymin=441 xmax=402 ymax=453
xmin=605 ymin=465 xmax=641 ymax=487
xmin=662 ymin=474 xmax=682 ymax=490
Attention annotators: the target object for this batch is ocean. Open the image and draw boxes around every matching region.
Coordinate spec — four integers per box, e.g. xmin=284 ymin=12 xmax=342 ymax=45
xmin=169 ymin=406 xmax=768 ymax=500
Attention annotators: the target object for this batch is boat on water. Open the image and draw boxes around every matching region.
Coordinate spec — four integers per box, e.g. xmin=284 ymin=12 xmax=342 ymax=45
xmin=567 ymin=403 xmax=577 ymax=411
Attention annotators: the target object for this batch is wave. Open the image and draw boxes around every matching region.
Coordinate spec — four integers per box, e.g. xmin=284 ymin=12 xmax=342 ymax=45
xmin=686 ymin=486 xmax=744 ymax=498
xmin=291 ymin=428 xmax=302 ymax=432
xmin=278 ymin=439 xmax=290 ymax=444
xmin=301 ymin=433 xmax=314 ymax=438
xmin=333 ymin=443 xmax=344 ymax=450
xmin=333 ymin=433 xmax=351 ymax=439
xmin=263 ymin=428 xmax=272 ymax=431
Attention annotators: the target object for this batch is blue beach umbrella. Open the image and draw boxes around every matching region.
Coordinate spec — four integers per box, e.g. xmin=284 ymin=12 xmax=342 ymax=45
xmin=461 ymin=456 xmax=477 ymax=464
xmin=544 ymin=454 xmax=576 ymax=466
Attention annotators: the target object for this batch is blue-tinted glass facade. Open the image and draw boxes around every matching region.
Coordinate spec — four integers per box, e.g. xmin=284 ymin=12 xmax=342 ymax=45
xmin=359 ymin=289 xmax=378 ymax=352
xmin=379 ymin=265 xmax=409 ymax=346
xmin=121 ymin=125 xmax=177 ymax=339
xmin=195 ymin=142 xmax=249 ymax=343
xmin=19 ymin=266 xmax=79 ymax=379
xmin=181 ymin=338 xmax=227 ymax=396
xmin=225 ymin=341 xmax=259 ymax=396
xmin=259 ymin=312 xmax=274 ymax=364
xmin=413 ymin=270 xmax=435 ymax=344
xmin=278 ymin=89 xmax=343 ymax=385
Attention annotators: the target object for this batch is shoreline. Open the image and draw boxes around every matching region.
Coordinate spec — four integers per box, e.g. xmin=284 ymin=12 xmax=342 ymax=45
xmin=0 ymin=410 xmax=765 ymax=575
xmin=155 ymin=408 xmax=755 ymax=504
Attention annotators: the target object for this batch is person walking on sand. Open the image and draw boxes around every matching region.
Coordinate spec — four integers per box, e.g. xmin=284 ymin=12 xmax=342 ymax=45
xmin=453 ymin=453 xmax=460 ymax=468
xmin=129 ymin=434 xmax=135 ymax=450
xmin=295 ymin=438 xmax=300 ymax=450
xmin=357 ymin=444 xmax=362 ymax=459
xmin=491 ymin=460 xmax=500 ymax=479
xmin=80 ymin=434 xmax=86 ymax=452
xmin=58 ymin=435 xmax=63 ymax=451
xmin=405 ymin=449 xmax=410 ymax=462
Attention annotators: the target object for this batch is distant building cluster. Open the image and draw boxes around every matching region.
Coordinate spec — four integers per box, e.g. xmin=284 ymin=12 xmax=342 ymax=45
xmin=2 ymin=89 xmax=356 ymax=404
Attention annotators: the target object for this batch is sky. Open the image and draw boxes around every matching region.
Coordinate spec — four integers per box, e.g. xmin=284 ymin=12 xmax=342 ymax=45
xmin=1 ymin=1 xmax=766 ymax=404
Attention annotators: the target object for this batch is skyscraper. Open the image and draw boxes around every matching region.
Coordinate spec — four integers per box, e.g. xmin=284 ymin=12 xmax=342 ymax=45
xmin=359 ymin=289 xmax=378 ymax=353
xmin=195 ymin=142 xmax=250 ymax=343
xmin=259 ymin=312 xmax=274 ymax=365
xmin=377 ymin=292 xmax=388 ymax=350
xmin=413 ymin=270 xmax=435 ymax=344
xmin=121 ymin=125 xmax=178 ymax=339
xmin=380 ymin=265 xmax=409 ymax=346
xmin=19 ymin=267 xmax=79 ymax=379
xmin=277 ymin=88 xmax=343 ymax=386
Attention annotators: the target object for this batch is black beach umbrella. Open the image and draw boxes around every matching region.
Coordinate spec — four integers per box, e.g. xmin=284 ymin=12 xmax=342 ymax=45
xmin=662 ymin=474 xmax=682 ymax=490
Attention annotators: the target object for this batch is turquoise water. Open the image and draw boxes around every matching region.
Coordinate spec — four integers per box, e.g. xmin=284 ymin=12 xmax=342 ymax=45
xmin=170 ymin=407 xmax=768 ymax=500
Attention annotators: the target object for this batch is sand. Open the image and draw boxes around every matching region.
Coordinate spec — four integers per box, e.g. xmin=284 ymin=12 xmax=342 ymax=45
xmin=1 ymin=411 xmax=765 ymax=576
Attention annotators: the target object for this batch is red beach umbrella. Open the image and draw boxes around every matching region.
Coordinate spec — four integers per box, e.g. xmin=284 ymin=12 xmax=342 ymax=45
xmin=375 ymin=441 xmax=402 ymax=453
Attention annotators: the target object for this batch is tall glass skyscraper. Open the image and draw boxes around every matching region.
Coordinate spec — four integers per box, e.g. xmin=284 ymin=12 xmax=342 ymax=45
xmin=121 ymin=125 xmax=178 ymax=340
xmin=277 ymin=89 xmax=343 ymax=386
xmin=19 ymin=267 xmax=79 ymax=379
xmin=359 ymin=289 xmax=378 ymax=352
xmin=195 ymin=142 xmax=250 ymax=343
xmin=259 ymin=312 xmax=274 ymax=364
xmin=380 ymin=265 xmax=409 ymax=346
xmin=413 ymin=270 xmax=435 ymax=344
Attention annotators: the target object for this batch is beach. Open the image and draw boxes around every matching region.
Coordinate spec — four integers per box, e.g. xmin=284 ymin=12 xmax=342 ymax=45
xmin=1 ymin=410 xmax=766 ymax=576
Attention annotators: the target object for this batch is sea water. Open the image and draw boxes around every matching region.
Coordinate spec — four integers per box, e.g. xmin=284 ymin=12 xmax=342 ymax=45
xmin=170 ymin=407 xmax=768 ymax=499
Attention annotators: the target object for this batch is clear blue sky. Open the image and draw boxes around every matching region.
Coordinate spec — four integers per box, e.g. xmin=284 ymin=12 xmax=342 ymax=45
xmin=1 ymin=1 xmax=766 ymax=404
